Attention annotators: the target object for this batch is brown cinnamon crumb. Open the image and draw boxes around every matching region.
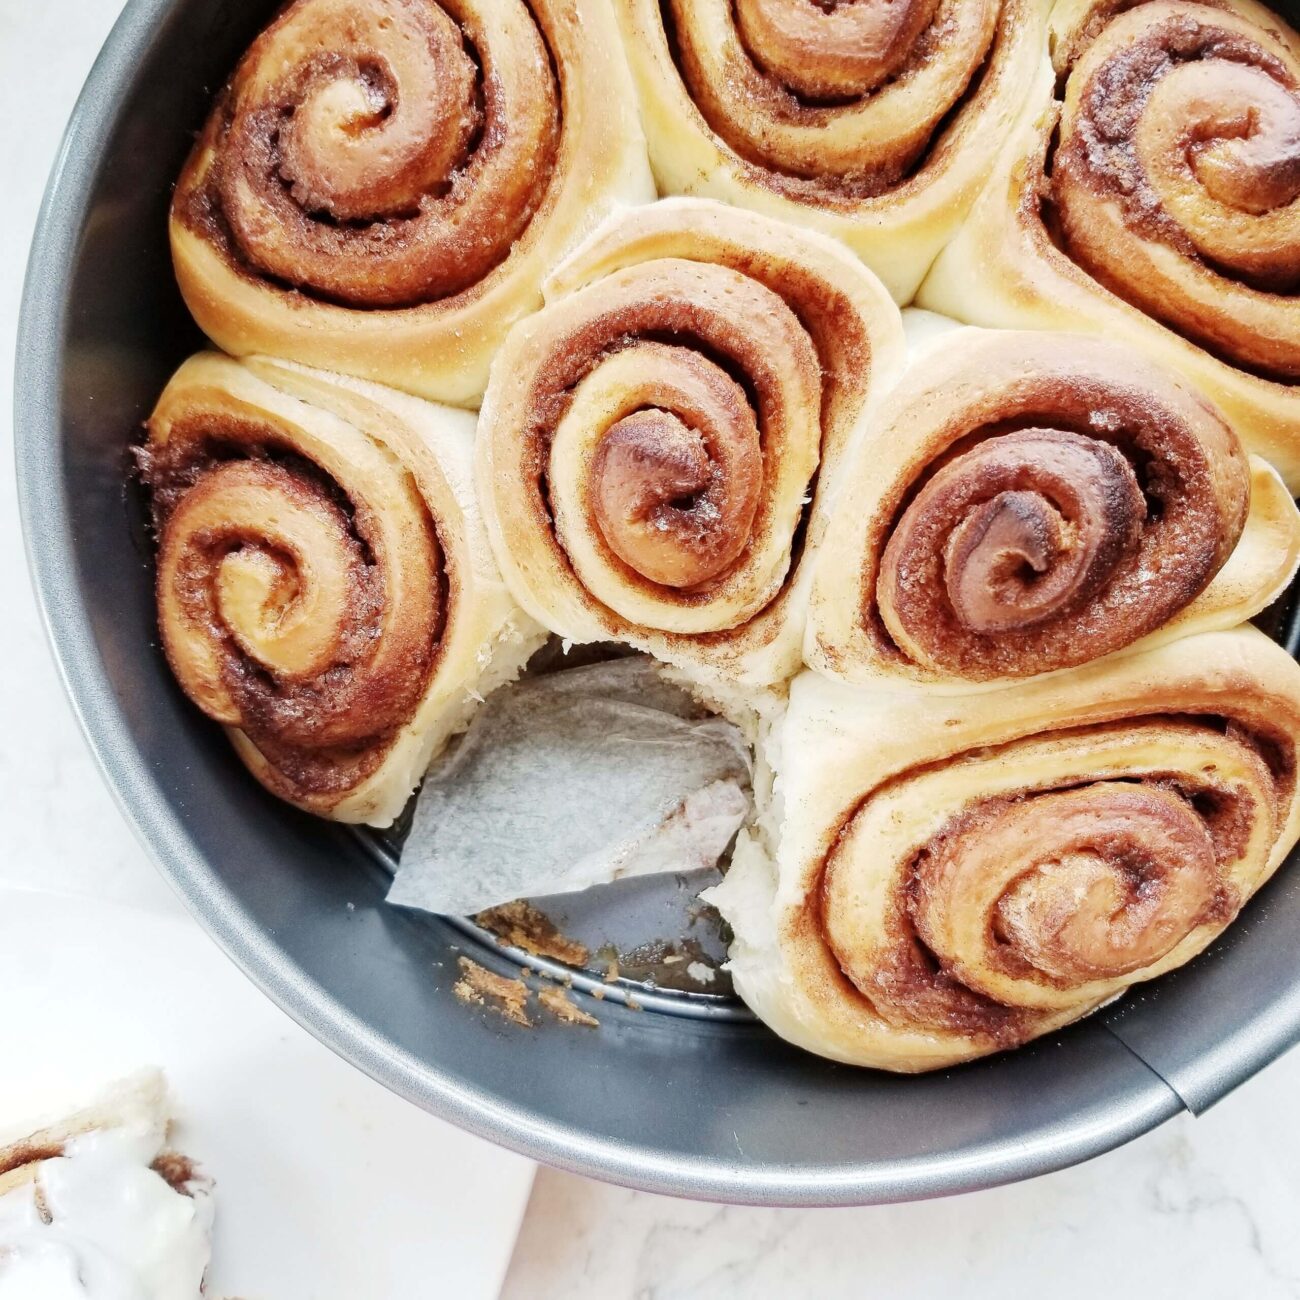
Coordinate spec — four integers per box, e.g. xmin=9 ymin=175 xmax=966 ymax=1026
xmin=603 ymin=958 xmax=621 ymax=984
xmin=475 ymin=900 xmax=590 ymax=967
xmin=591 ymin=986 xmax=606 ymax=1001
xmin=539 ymin=986 xmax=599 ymax=1028
xmin=454 ymin=957 xmax=532 ymax=1027
xmin=151 ymin=1151 xmax=199 ymax=1193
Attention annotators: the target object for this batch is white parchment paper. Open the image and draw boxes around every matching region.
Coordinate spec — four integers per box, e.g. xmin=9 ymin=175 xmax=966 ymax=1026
xmin=388 ymin=657 xmax=753 ymax=916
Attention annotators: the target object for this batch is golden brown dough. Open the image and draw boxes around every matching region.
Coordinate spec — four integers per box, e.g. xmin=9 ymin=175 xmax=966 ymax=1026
xmin=920 ymin=0 xmax=1300 ymax=488
xmin=170 ymin=0 xmax=654 ymax=407
xmin=808 ymin=320 xmax=1300 ymax=690
xmin=613 ymin=0 xmax=1052 ymax=302
xmin=143 ymin=353 xmax=543 ymax=825
xmin=475 ymin=198 xmax=906 ymax=705
xmin=709 ymin=628 xmax=1300 ymax=1071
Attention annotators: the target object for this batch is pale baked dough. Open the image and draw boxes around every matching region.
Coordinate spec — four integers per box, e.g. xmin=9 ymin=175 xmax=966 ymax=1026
xmin=708 ymin=628 xmax=1300 ymax=1071
xmin=170 ymin=0 xmax=655 ymax=408
xmin=613 ymin=0 xmax=1052 ymax=303
xmin=920 ymin=0 xmax=1300 ymax=488
xmin=807 ymin=319 xmax=1300 ymax=691
xmin=147 ymin=353 xmax=545 ymax=825
xmin=476 ymin=197 xmax=906 ymax=708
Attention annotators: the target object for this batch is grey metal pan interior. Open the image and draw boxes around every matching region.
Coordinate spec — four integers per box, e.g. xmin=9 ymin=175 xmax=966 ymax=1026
xmin=14 ymin=0 xmax=1300 ymax=1206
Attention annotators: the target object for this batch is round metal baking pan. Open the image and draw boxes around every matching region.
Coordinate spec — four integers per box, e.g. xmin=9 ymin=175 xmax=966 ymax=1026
xmin=15 ymin=0 xmax=1300 ymax=1205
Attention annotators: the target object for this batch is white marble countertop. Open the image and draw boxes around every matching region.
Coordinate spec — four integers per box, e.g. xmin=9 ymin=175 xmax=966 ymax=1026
xmin=504 ymin=1092 xmax=1300 ymax=1297
xmin=6 ymin=3 xmax=1300 ymax=1297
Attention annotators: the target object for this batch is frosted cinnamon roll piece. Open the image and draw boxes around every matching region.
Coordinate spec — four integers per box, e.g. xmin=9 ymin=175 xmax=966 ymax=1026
xmin=709 ymin=628 xmax=1300 ymax=1071
xmin=0 ymin=1073 xmax=212 ymax=1299
xmin=142 ymin=353 xmax=543 ymax=825
xmin=170 ymin=0 xmax=654 ymax=407
xmin=808 ymin=323 xmax=1300 ymax=690
xmin=613 ymin=0 xmax=1051 ymax=302
xmin=920 ymin=0 xmax=1300 ymax=488
xmin=476 ymin=198 xmax=907 ymax=704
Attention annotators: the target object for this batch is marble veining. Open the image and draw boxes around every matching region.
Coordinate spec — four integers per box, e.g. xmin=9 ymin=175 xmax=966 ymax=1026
xmin=503 ymin=1076 xmax=1300 ymax=1298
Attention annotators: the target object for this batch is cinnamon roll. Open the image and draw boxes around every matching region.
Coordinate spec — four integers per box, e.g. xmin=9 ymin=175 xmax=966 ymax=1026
xmin=920 ymin=0 xmax=1300 ymax=488
xmin=709 ymin=628 xmax=1300 ymax=1070
xmin=613 ymin=0 xmax=1051 ymax=302
xmin=808 ymin=321 xmax=1300 ymax=690
xmin=170 ymin=0 xmax=655 ymax=408
xmin=142 ymin=353 xmax=544 ymax=825
xmin=476 ymin=198 xmax=907 ymax=703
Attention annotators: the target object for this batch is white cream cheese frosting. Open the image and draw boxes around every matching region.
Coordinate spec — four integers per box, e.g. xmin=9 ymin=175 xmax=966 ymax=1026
xmin=0 ymin=1076 xmax=212 ymax=1300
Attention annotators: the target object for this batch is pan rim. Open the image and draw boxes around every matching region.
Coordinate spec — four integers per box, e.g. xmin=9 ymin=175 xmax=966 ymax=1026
xmin=11 ymin=0 xmax=1200 ymax=1206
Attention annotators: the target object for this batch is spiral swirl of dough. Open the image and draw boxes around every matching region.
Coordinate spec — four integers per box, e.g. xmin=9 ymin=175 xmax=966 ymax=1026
xmin=170 ymin=0 xmax=654 ymax=405
xmin=918 ymin=0 xmax=1300 ymax=488
xmin=1053 ymin=1 xmax=1300 ymax=379
xmin=824 ymin=723 xmax=1273 ymax=1040
xmin=613 ymin=0 xmax=1049 ymax=302
xmin=477 ymin=198 xmax=906 ymax=691
xmin=212 ymin=0 xmax=557 ymax=308
xmin=807 ymin=327 xmax=1300 ymax=688
xmin=709 ymin=630 xmax=1300 ymax=1070
xmin=150 ymin=395 xmax=440 ymax=766
xmin=144 ymin=353 xmax=539 ymax=824
xmin=669 ymin=0 xmax=1001 ymax=191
